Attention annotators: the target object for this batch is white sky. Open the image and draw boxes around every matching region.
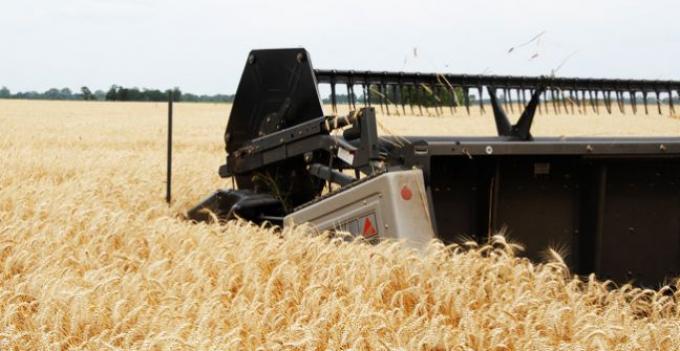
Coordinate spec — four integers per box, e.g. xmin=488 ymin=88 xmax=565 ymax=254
xmin=2 ymin=0 xmax=679 ymax=94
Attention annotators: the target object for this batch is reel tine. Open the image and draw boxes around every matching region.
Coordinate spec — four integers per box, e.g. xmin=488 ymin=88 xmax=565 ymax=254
xmin=478 ymin=86 xmax=485 ymax=114
xmin=351 ymin=84 xmax=357 ymax=110
xmin=408 ymin=85 xmax=415 ymax=114
xmin=520 ymin=88 xmax=527 ymax=107
xmin=430 ymin=84 xmax=436 ymax=116
xmin=580 ymin=90 xmax=587 ymax=114
xmin=561 ymin=89 xmax=569 ymax=114
xmin=643 ymin=91 xmax=649 ymax=115
xmin=593 ymin=90 xmax=600 ymax=114
xmin=391 ymin=84 xmax=400 ymax=116
xmin=422 ymin=83 xmax=431 ymax=116
xmin=362 ymin=83 xmax=369 ymax=107
xmin=614 ymin=90 xmax=623 ymax=113
xmin=605 ymin=91 xmax=613 ymax=114
xmin=442 ymin=86 xmax=448 ymax=116
xmin=656 ymin=90 xmax=662 ymax=114
xmin=383 ymin=83 xmax=391 ymax=115
xmin=448 ymin=86 xmax=457 ymax=114
xmin=583 ymin=90 xmax=589 ymax=114
xmin=377 ymin=82 xmax=384 ymax=114
xmin=463 ymin=87 xmax=470 ymax=115
xmin=440 ymin=85 xmax=447 ymax=116
xmin=347 ymin=74 xmax=356 ymax=110
xmin=434 ymin=85 xmax=442 ymax=116
xmin=427 ymin=84 xmax=436 ymax=116
xmin=431 ymin=84 xmax=438 ymax=116
xmin=572 ymin=90 xmax=580 ymax=114
xmin=630 ymin=91 xmax=637 ymax=114
xmin=669 ymin=89 xmax=675 ymax=115
xmin=428 ymin=83 xmax=437 ymax=116
xmin=564 ymin=89 xmax=570 ymax=114
xmin=583 ymin=90 xmax=588 ymax=113
xmin=536 ymin=89 xmax=543 ymax=115
xmin=550 ymin=89 xmax=558 ymax=114
xmin=416 ymin=83 xmax=424 ymax=116
xmin=346 ymin=83 xmax=352 ymax=112
xmin=511 ymin=88 xmax=517 ymax=112
xmin=504 ymin=88 xmax=511 ymax=113
xmin=399 ymin=83 xmax=406 ymax=115
xmin=436 ymin=73 xmax=455 ymax=115
xmin=506 ymin=88 xmax=514 ymax=113
xmin=330 ymin=81 xmax=338 ymax=114
xmin=509 ymin=88 xmax=515 ymax=112
xmin=438 ymin=85 xmax=446 ymax=116
xmin=617 ymin=91 xmax=625 ymax=113
xmin=558 ymin=89 xmax=565 ymax=114
xmin=423 ymin=83 xmax=431 ymax=116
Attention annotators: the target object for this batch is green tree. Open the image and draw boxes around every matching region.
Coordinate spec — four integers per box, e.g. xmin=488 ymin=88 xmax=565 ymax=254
xmin=167 ymin=87 xmax=182 ymax=102
xmin=0 ymin=86 xmax=10 ymax=98
xmin=94 ymin=90 xmax=106 ymax=100
xmin=44 ymin=88 xmax=61 ymax=99
xmin=59 ymin=88 xmax=73 ymax=99
xmin=80 ymin=86 xmax=95 ymax=100
xmin=105 ymin=85 xmax=119 ymax=101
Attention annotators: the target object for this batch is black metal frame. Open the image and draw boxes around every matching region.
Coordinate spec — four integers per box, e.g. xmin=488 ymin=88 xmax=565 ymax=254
xmin=316 ymin=69 xmax=680 ymax=116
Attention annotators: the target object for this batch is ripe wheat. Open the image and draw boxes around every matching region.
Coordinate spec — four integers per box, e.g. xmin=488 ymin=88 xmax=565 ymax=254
xmin=1 ymin=100 xmax=680 ymax=350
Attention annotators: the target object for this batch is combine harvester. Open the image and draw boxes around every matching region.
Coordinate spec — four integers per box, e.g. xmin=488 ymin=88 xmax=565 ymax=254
xmin=187 ymin=48 xmax=680 ymax=287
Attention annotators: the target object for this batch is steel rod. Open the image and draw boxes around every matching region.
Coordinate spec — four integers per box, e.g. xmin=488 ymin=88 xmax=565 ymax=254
xmin=166 ymin=91 xmax=173 ymax=205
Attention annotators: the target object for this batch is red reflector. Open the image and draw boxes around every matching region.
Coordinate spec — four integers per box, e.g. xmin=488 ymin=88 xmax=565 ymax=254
xmin=362 ymin=218 xmax=377 ymax=237
xmin=401 ymin=185 xmax=413 ymax=200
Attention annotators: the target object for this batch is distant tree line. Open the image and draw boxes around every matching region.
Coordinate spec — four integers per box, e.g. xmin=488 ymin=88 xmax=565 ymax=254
xmin=0 ymin=85 xmax=234 ymax=103
xmin=104 ymin=86 xmax=183 ymax=102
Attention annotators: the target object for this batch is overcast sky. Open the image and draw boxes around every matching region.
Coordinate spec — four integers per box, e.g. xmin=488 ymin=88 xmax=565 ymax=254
xmin=2 ymin=0 xmax=679 ymax=94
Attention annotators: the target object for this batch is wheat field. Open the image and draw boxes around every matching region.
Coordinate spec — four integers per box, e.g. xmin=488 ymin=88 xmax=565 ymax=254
xmin=1 ymin=99 xmax=680 ymax=350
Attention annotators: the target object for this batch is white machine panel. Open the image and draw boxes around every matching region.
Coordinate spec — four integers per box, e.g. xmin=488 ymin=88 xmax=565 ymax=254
xmin=284 ymin=169 xmax=435 ymax=248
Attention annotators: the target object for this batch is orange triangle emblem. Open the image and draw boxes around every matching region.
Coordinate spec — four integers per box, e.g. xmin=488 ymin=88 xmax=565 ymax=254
xmin=362 ymin=218 xmax=377 ymax=237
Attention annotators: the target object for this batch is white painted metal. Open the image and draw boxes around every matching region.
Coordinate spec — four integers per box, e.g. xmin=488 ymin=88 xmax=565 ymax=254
xmin=284 ymin=169 xmax=435 ymax=249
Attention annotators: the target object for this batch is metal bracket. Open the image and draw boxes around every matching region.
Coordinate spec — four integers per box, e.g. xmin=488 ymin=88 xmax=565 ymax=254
xmin=487 ymin=87 xmax=545 ymax=141
xmin=308 ymin=163 xmax=355 ymax=186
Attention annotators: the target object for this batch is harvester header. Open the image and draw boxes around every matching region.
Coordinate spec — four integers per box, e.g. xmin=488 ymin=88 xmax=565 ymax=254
xmin=188 ymin=48 xmax=680 ymax=287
